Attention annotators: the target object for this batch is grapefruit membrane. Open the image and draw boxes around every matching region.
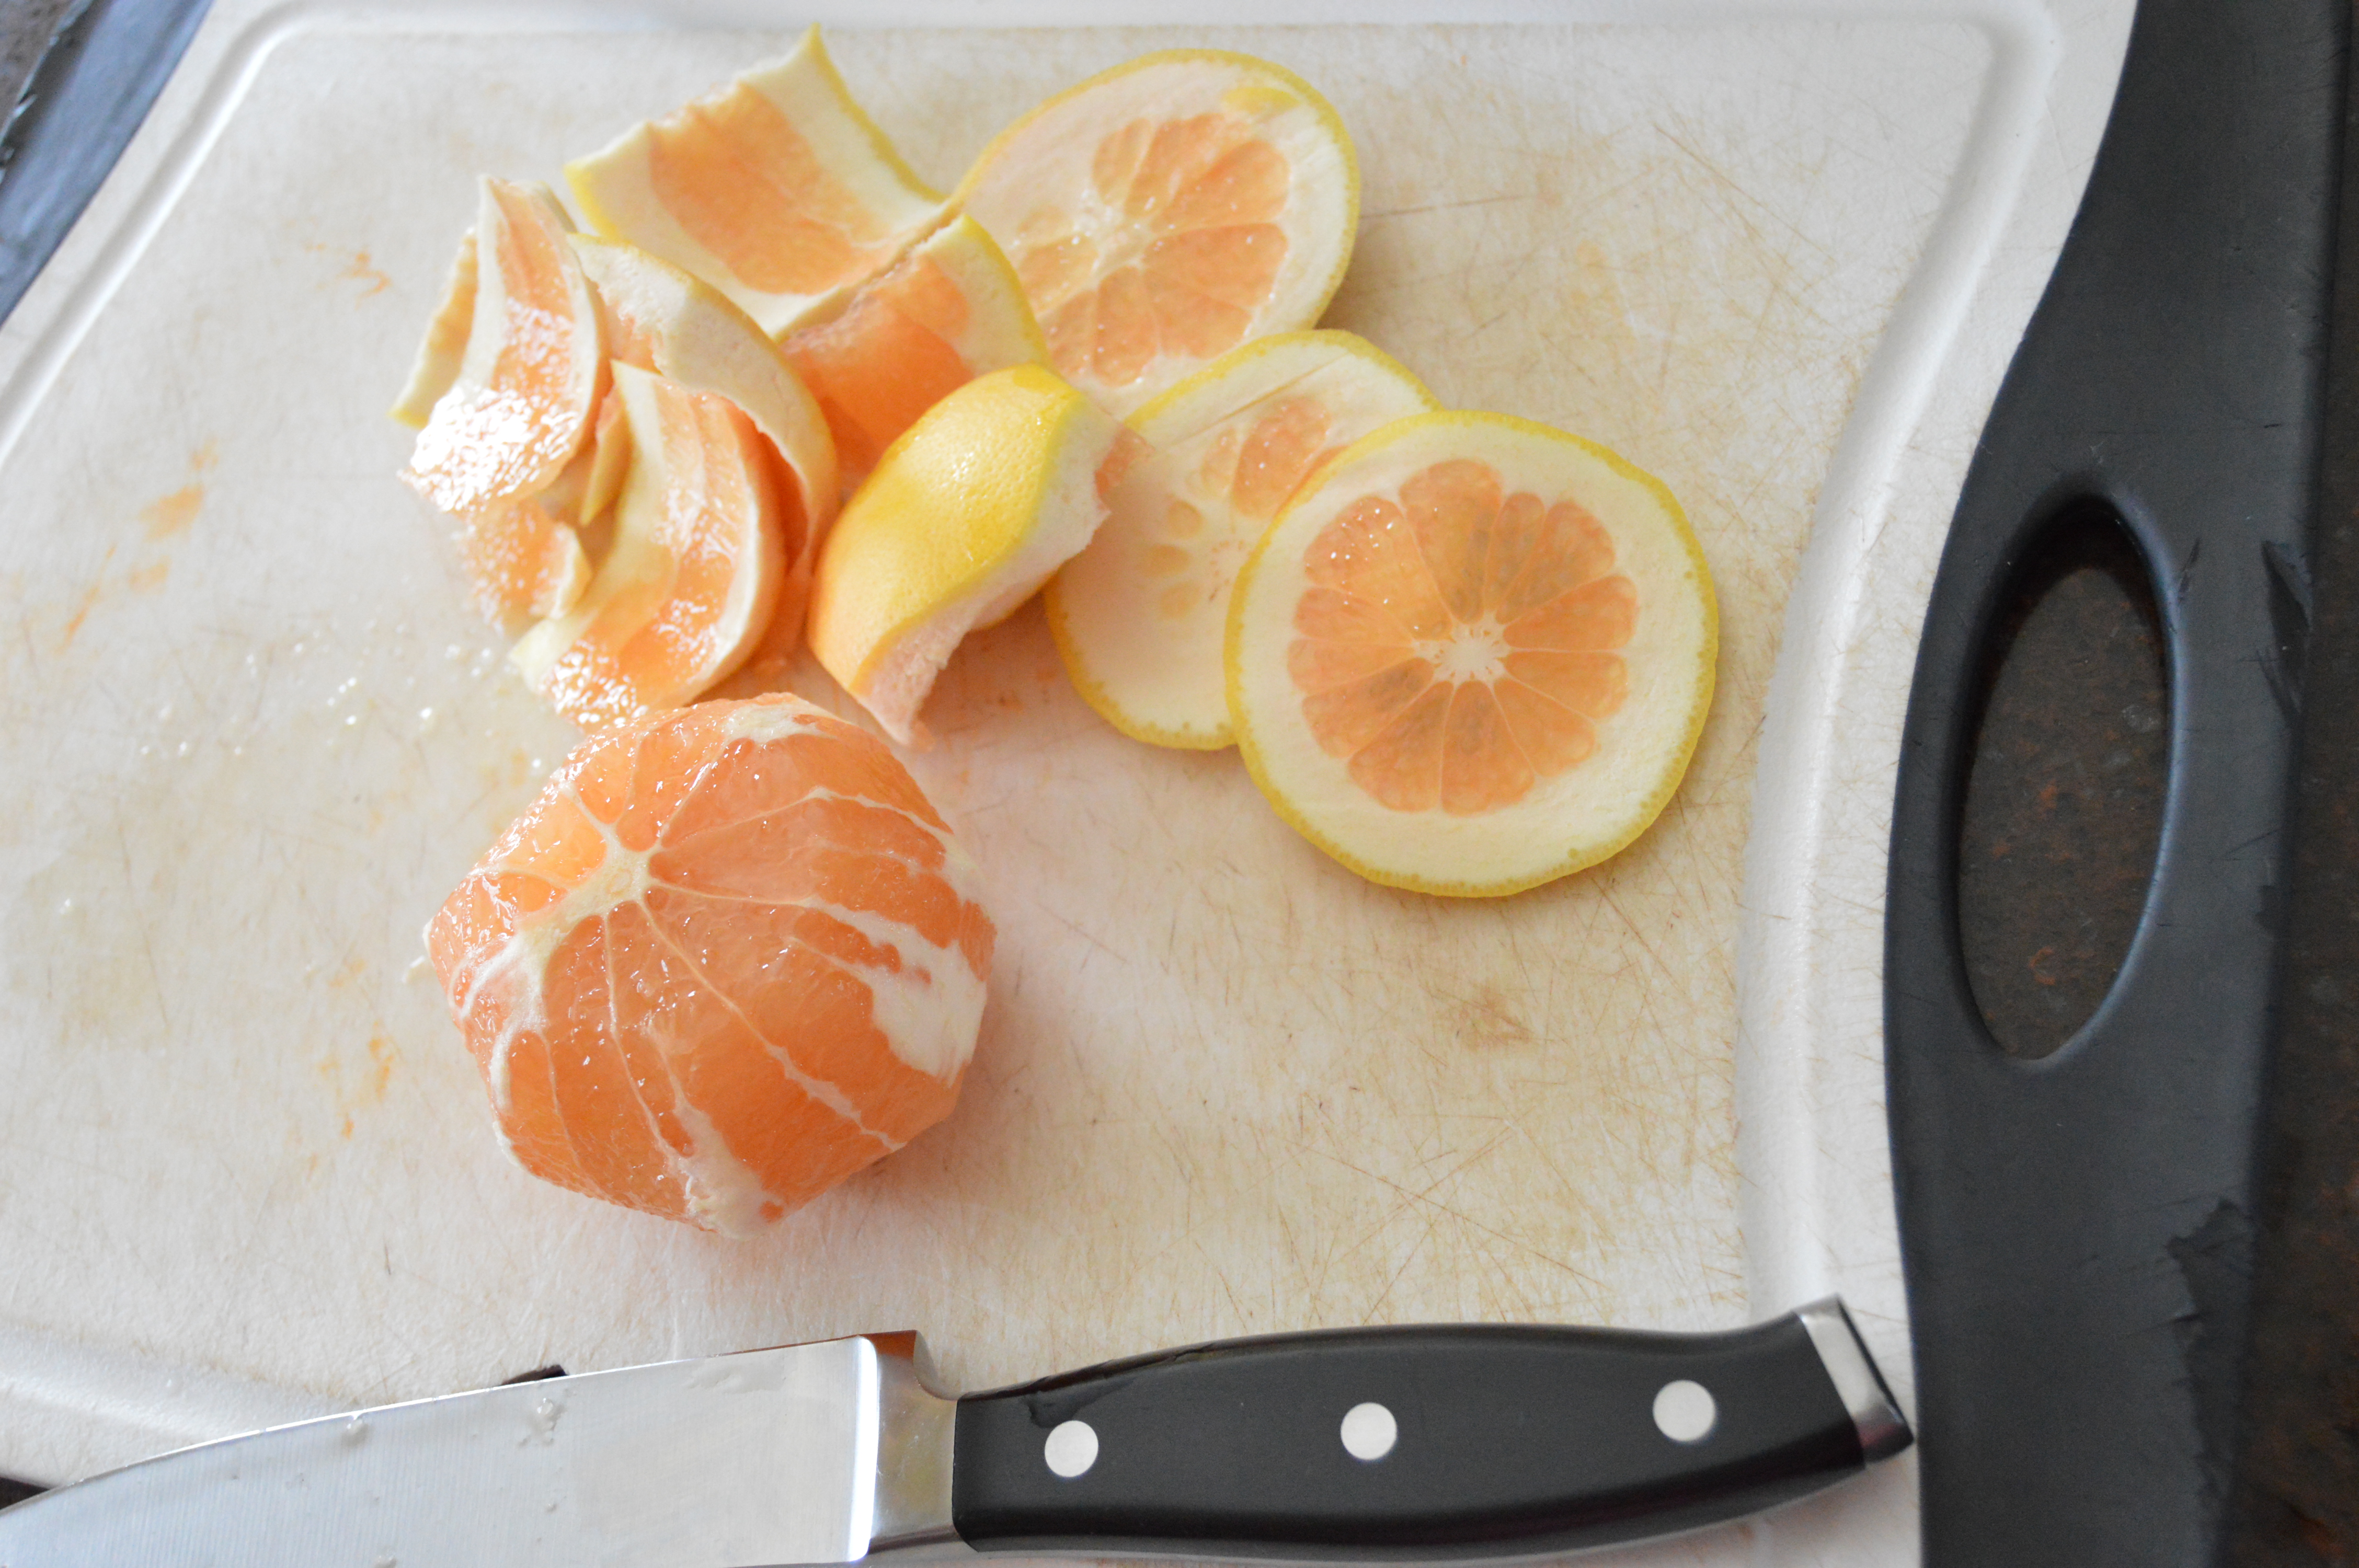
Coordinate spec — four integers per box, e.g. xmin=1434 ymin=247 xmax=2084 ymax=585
xmin=957 ymin=51 xmax=1359 ymax=413
xmin=1049 ymin=331 xmax=1435 ymax=749
xmin=425 ymin=692 xmax=995 ymax=1235
xmin=1226 ymin=412 xmax=1716 ymax=896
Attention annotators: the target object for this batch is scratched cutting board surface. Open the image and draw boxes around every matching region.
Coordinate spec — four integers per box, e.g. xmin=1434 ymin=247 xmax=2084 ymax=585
xmin=0 ymin=2 xmax=2131 ymax=1555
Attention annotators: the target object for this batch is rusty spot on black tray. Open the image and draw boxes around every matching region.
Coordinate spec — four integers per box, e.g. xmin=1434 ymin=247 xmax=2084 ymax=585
xmin=1956 ymin=502 xmax=2169 ymax=1059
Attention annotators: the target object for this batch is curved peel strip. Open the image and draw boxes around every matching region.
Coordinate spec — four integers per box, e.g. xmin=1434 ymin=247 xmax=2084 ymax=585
xmin=1049 ymin=330 xmax=1434 ymax=749
xmin=1226 ymin=411 xmax=1716 ymax=896
xmin=567 ymin=27 xmax=944 ymax=338
xmin=404 ymin=180 xmax=604 ymax=516
xmin=782 ymin=214 xmax=1047 ymax=492
xmin=957 ymin=50 xmax=1359 ymax=413
xmin=426 ymin=693 xmax=995 ymax=1234
xmin=570 ymin=235 xmax=835 ymax=648
xmin=512 ymin=363 xmax=787 ymax=730
xmin=391 ymin=228 xmax=479 ymax=428
xmin=808 ymin=364 xmax=1121 ymax=744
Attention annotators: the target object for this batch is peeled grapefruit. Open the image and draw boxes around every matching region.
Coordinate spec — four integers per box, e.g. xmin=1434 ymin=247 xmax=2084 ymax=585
xmin=426 ymin=692 xmax=994 ymax=1233
xmin=1226 ymin=412 xmax=1716 ymax=896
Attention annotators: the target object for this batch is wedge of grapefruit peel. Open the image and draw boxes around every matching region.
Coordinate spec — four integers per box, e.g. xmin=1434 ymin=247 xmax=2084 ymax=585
xmin=566 ymin=27 xmax=943 ymax=338
xmin=1049 ymin=331 xmax=1435 ymax=750
xmin=1225 ymin=413 xmax=1716 ymax=897
xmin=570 ymin=235 xmax=836 ymax=646
xmin=426 ymin=693 xmax=994 ymax=1235
xmin=957 ymin=51 xmax=1359 ymax=414
xmin=782 ymin=215 xmax=1048 ymax=491
xmin=511 ymin=362 xmax=790 ymax=732
xmin=808 ymin=364 xmax=1127 ymax=745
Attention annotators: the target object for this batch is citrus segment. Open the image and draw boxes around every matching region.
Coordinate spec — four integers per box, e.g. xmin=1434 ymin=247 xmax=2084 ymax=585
xmin=782 ymin=215 xmax=1047 ymax=491
xmin=1227 ymin=412 xmax=1715 ymax=896
xmin=403 ymin=180 xmax=604 ymax=516
xmin=570 ymin=235 xmax=837 ymax=643
xmin=1048 ymin=330 xmax=1434 ymax=748
xmin=391 ymin=228 xmax=478 ymax=428
xmin=567 ymin=27 xmax=943 ymax=338
xmin=511 ymin=362 xmax=788 ymax=731
xmin=807 ymin=364 xmax=1123 ymax=744
xmin=957 ymin=51 xmax=1358 ymax=413
xmin=425 ymin=692 xmax=994 ymax=1234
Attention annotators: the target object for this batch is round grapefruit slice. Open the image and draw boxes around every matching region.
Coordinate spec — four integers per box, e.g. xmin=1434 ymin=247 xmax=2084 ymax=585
xmin=566 ymin=27 xmax=943 ymax=338
xmin=571 ymin=235 xmax=838 ymax=647
xmin=404 ymin=179 xmax=604 ymax=517
xmin=1049 ymin=330 xmax=1434 ymax=750
xmin=782 ymin=214 xmax=1047 ymax=492
xmin=425 ymin=691 xmax=994 ymax=1234
xmin=511 ymin=362 xmax=789 ymax=731
xmin=1226 ymin=412 xmax=1716 ymax=896
xmin=807 ymin=364 xmax=1125 ymax=745
xmin=956 ymin=51 xmax=1359 ymax=414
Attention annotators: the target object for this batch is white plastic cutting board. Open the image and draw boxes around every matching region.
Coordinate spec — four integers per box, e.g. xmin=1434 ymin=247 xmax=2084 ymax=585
xmin=0 ymin=2 xmax=2131 ymax=1562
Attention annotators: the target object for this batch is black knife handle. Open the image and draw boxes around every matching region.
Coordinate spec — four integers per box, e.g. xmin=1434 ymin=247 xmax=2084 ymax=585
xmin=948 ymin=1300 xmax=1906 ymax=1560
xmin=1883 ymin=0 xmax=2342 ymax=1562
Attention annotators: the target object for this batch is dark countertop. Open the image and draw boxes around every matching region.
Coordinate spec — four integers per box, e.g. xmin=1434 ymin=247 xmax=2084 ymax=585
xmin=0 ymin=0 xmax=2353 ymax=1556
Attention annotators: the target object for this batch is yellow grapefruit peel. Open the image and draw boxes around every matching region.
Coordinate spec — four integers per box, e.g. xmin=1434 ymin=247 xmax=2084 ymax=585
xmin=566 ymin=27 xmax=945 ymax=339
xmin=955 ymin=50 xmax=1360 ymax=414
xmin=1224 ymin=411 xmax=1717 ymax=897
xmin=1048 ymin=330 xmax=1435 ymax=751
xmin=807 ymin=363 xmax=1124 ymax=745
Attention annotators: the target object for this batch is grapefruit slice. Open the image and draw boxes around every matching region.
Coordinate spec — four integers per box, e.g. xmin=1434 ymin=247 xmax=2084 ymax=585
xmin=512 ymin=362 xmax=788 ymax=731
xmin=1049 ymin=331 xmax=1434 ymax=750
xmin=571 ymin=235 xmax=838 ymax=644
xmin=1226 ymin=412 xmax=1716 ymax=896
xmin=956 ymin=51 xmax=1359 ymax=414
xmin=404 ymin=179 xmax=604 ymax=516
xmin=425 ymin=691 xmax=995 ymax=1235
xmin=454 ymin=385 xmax=630 ymax=631
xmin=566 ymin=27 xmax=943 ymax=338
xmin=807 ymin=364 xmax=1125 ymax=745
xmin=390 ymin=228 xmax=477 ymax=428
xmin=782 ymin=215 xmax=1047 ymax=492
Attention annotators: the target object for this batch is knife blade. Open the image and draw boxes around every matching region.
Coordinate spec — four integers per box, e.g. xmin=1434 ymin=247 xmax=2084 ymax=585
xmin=0 ymin=1298 xmax=1907 ymax=1566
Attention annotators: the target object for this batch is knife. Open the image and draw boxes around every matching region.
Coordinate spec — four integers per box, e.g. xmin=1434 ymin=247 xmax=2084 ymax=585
xmin=0 ymin=1298 xmax=1907 ymax=1565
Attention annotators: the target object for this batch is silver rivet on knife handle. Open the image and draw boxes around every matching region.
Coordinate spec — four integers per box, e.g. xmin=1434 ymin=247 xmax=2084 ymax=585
xmin=866 ymin=1332 xmax=973 ymax=1560
xmin=1794 ymin=1298 xmax=1913 ymax=1462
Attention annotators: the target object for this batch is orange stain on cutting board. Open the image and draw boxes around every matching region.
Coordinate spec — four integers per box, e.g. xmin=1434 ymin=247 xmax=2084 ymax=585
xmin=320 ymin=1030 xmax=399 ymax=1139
xmin=310 ymin=243 xmax=392 ymax=296
xmin=141 ymin=486 xmax=203 ymax=540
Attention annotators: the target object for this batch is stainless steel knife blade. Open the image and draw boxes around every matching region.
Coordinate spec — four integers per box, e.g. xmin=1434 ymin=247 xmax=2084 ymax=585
xmin=0 ymin=1331 xmax=959 ymax=1568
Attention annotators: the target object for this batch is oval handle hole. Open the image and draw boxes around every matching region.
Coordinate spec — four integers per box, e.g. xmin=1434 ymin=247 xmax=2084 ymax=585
xmin=1955 ymin=500 xmax=2168 ymax=1059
